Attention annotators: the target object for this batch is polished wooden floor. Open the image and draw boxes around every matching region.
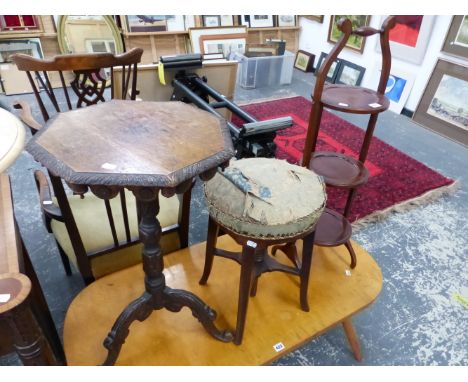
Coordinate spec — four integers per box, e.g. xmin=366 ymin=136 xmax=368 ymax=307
xmin=64 ymin=235 xmax=382 ymax=365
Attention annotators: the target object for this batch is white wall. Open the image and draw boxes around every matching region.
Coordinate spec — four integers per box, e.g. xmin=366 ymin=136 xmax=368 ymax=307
xmin=298 ymin=15 xmax=466 ymax=112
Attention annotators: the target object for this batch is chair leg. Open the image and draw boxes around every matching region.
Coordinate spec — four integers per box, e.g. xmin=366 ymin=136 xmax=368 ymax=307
xmin=249 ymin=248 xmax=266 ymax=297
xmin=299 ymin=232 xmax=315 ymax=312
xmin=199 ymin=216 xmax=219 ymax=285
xmin=56 ymin=240 xmax=72 ymax=276
xmin=234 ymin=240 xmax=256 ymax=345
xmin=342 ymin=317 xmax=362 ymax=361
xmin=344 ymin=240 xmax=357 ymax=269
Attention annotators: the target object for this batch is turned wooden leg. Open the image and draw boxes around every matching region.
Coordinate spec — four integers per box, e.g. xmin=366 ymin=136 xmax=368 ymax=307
xmin=199 ymin=216 xmax=219 ymax=285
xmin=5 ymin=301 xmax=57 ymax=365
xmin=299 ymin=232 xmax=315 ymax=312
xmin=342 ymin=317 xmax=362 ymax=361
xmin=344 ymin=240 xmax=357 ymax=269
xmin=234 ymin=241 xmax=256 ymax=345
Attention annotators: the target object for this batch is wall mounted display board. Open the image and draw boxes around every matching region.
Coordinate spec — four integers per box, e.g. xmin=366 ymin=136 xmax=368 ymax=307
xmin=328 ymin=15 xmax=371 ymax=54
xmin=335 ymin=60 xmax=365 ymax=86
xmin=441 ymin=15 xmax=468 ymax=60
xmin=376 ymin=15 xmax=435 ymax=65
xmin=294 ymin=50 xmax=315 ymax=72
xmin=413 ymin=59 xmax=468 ymax=146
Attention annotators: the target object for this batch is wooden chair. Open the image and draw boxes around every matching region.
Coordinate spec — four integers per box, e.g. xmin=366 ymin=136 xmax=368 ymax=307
xmin=12 ymin=49 xmax=192 ymax=285
xmin=301 ymin=16 xmax=396 ymax=268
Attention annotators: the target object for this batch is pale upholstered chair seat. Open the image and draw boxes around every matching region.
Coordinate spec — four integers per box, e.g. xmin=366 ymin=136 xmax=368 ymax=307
xmin=51 ymin=190 xmax=180 ymax=279
xmin=204 ymin=158 xmax=326 ymax=238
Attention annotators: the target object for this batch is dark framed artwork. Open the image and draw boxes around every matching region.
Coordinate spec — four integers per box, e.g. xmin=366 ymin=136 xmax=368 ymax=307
xmin=125 ymin=15 xmax=169 ymax=32
xmin=202 ymin=15 xmax=221 ymax=28
xmin=335 ymin=59 xmax=365 ymax=86
xmin=249 ymin=15 xmax=274 ymax=28
xmin=441 ymin=15 xmax=468 ymax=60
xmin=413 ymin=59 xmax=468 ymax=146
xmin=328 ymin=15 xmax=370 ymax=53
xmin=301 ymin=16 xmax=324 ymax=23
xmin=294 ymin=50 xmax=315 ymax=72
xmin=315 ymin=52 xmax=341 ymax=83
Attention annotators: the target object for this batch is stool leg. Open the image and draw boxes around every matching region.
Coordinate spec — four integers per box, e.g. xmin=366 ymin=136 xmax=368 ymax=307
xmin=250 ymin=248 xmax=266 ymax=297
xmin=299 ymin=232 xmax=315 ymax=312
xmin=234 ymin=240 xmax=257 ymax=345
xmin=344 ymin=240 xmax=357 ymax=269
xmin=199 ymin=216 xmax=219 ymax=285
xmin=342 ymin=317 xmax=362 ymax=361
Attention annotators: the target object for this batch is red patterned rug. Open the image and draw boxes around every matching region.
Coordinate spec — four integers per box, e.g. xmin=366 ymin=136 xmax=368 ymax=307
xmin=233 ymin=96 xmax=456 ymax=223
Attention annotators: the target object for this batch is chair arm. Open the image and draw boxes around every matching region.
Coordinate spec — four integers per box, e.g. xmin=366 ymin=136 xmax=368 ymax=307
xmin=34 ymin=170 xmax=63 ymax=227
xmin=13 ymin=100 xmax=43 ymax=133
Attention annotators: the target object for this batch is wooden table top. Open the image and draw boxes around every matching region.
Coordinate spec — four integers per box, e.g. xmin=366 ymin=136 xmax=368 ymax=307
xmin=63 ymin=235 xmax=382 ymax=365
xmin=26 ymin=100 xmax=234 ymax=188
xmin=0 ymin=108 xmax=25 ymax=173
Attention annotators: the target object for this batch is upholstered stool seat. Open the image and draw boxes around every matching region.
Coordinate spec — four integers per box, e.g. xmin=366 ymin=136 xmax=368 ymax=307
xmin=201 ymin=158 xmax=326 ymax=344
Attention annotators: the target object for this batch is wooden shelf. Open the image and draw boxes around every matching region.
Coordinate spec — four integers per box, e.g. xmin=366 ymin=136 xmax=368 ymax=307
xmin=0 ymin=32 xmax=57 ymax=39
xmin=122 ymin=30 xmax=189 ymax=37
xmin=248 ymin=26 xmax=300 ymax=31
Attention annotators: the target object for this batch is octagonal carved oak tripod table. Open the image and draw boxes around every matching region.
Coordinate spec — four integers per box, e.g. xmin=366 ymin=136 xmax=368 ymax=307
xmin=26 ymin=100 xmax=235 ymax=365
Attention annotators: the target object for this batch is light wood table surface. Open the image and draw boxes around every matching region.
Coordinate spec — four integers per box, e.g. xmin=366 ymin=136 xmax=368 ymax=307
xmin=64 ymin=235 xmax=382 ymax=365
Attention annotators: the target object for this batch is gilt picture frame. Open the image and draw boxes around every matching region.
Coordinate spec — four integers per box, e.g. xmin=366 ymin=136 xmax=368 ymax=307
xmin=328 ymin=15 xmax=370 ymax=54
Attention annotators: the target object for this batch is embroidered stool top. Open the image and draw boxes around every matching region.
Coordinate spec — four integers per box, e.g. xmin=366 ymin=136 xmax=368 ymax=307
xmin=204 ymin=158 xmax=326 ymax=239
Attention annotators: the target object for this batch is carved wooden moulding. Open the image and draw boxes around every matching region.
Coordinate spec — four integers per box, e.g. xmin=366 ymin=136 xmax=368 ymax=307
xmin=26 ymin=100 xmax=235 ymax=189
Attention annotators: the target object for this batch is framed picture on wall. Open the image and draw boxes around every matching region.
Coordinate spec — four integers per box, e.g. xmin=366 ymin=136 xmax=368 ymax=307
xmin=328 ymin=15 xmax=371 ymax=54
xmin=277 ymin=15 xmax=297 ymax=27
xmin=335 ymin=60 xmax=365 ymax=86
xmin=199 ymin=33 xmax=247 ymax=58
xmin=376 ymin=15 xmax=435 ymax=64
xmin=125 ymin=15 xmax=168 ymax=32
xmin=413 ymin=59 xmax=468 ymax=146
xmin=301 ymin=16 xmax=324 ymax=23
xmin=294 ymin=50 xmax=315 ymax=72
xmin=249 ymin=15 xmax=274 ymax=28
xmin=220 ymin=15 xmax=234 ymax=27
xmin=441 ymin=15 xmax=468 ymax=60
xmin=370 ymin=64 xmax=415 ymax=114
xmin=189 ymin=26 xmax=247 ymax=54
xmin=315 ymin=52 xmax=341 ymax=82
xmin=202 ymin=15 xmax=221 ymax=28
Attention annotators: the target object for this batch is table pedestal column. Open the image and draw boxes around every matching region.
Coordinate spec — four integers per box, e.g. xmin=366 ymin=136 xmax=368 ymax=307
xmin=102 ymin=187 xmax=233 ymax=366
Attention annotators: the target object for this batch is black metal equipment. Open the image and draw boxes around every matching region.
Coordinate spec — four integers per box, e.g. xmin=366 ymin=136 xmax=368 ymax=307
xmin=160 ymin=54 xmax=293 ymax=158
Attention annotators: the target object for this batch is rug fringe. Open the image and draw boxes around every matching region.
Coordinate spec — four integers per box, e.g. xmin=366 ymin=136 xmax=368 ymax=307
xmin=352 ymin=180 xmax=461 ymax=230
